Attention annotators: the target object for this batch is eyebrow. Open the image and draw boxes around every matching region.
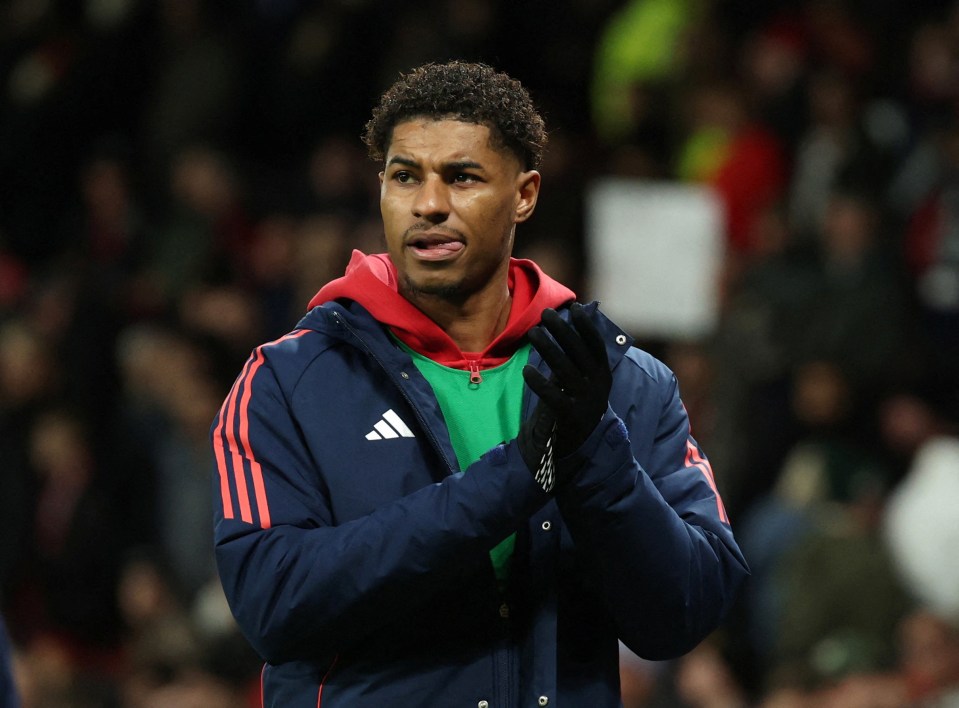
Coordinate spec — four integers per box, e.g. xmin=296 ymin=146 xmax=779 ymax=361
xmin=385 ymin=156 xmax=485 ymax=172
xmin=386 ymin=156 xmax=418 ymax=168
xmin=446 ymin=160 xmax=484 ymax=171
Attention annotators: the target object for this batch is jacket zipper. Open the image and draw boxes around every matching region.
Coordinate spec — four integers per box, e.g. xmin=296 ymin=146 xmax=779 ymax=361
xmin=468 ymin=359 xmax=482 ymax=385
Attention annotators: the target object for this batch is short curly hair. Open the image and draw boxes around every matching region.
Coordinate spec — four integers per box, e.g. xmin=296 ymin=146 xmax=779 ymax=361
xmin=363 ymin=61 xmax=547 ymax=170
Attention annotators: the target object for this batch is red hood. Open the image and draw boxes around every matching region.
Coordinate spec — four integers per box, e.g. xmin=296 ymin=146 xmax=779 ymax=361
xmin=308 ymin=250 xmax=575 ymax=369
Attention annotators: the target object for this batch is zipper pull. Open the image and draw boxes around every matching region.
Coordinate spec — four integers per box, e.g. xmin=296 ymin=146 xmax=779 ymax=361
xmin=468 ymin=360 xmax=482 ymax=386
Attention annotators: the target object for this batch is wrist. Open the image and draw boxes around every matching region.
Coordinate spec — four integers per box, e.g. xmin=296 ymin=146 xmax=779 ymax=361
xmin=555 ymin=406 xmax=620 ymax=474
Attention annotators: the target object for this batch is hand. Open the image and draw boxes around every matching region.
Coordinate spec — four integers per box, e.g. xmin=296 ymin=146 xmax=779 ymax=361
xmin=523 ymin=304 xmax=612 ymax=459
xmin=516 ymin=400 xmax=557 ymax=493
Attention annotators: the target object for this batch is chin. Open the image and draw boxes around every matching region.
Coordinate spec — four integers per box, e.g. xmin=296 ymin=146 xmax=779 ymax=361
xmin=402 ymin=272 xmax=467 ymax=301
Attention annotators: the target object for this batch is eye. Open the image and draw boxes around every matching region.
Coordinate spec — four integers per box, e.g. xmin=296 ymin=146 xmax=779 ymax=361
xmin=452 ymin=172 xmax=479 ymax=184
xmin=393 ymin=171 xmax=415 ymax=184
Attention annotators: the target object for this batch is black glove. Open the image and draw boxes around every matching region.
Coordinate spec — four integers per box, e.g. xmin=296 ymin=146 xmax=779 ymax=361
xmin=523 ymin=304 xmax=613 ymax=461
xmin=516 ymin=400 xmax=558 ymax=493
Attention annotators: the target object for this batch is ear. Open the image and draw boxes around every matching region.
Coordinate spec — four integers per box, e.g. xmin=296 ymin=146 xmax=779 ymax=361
xmin=514 ymin=170 xmax=541 ymax=223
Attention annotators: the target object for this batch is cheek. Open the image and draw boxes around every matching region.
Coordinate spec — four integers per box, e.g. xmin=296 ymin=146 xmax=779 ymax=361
xmin=462 ymin=193 xmax=516 ymax=230
xmin=380 ymin=196 xmax=405 ymax=232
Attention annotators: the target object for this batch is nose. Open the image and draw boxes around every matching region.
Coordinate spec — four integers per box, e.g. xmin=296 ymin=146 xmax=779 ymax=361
xmin=412 ymin=175 xmax=450 ymax=223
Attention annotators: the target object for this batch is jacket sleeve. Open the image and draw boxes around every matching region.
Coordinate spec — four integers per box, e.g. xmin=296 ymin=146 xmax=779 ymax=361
xmin=554 ymin=355 xmax=749 ymax=661
xmin=211 ymin=345 xmax=549 ymax=664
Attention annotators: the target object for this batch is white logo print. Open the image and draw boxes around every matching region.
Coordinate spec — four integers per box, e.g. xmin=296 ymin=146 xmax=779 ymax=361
xmin=365 ymin=409 xmax=415 ymax=440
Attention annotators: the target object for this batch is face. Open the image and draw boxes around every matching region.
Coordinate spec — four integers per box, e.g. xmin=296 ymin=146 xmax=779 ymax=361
xmin=379 ymin=119 xmax=540 ymax=306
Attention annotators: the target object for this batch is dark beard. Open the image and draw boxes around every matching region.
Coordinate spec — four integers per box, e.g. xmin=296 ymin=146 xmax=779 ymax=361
xmin=401 ymin=273 xmax=470 ymax=305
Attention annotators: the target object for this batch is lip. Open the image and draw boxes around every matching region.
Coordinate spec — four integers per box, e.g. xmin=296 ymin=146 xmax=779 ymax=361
xmin=406 ymin=230 xmax=466 ymax=262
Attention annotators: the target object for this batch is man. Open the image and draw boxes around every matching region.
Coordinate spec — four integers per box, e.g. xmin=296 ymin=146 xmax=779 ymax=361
xmin=212 ymin=61 xmax=748 ymax=707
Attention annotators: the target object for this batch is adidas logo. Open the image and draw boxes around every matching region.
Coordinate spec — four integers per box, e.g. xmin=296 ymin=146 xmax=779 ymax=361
xmin=365 ymin=409 xmax=415 ymax=440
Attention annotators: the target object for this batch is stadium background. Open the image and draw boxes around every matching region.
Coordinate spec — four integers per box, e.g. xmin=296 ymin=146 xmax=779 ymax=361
xmin=1 ymin=0 xmax=958 ymax=705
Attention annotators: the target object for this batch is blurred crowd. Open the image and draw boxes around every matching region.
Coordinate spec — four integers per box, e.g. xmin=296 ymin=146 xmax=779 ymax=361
xmin=1 ymin=0 xmax=958 ymax=706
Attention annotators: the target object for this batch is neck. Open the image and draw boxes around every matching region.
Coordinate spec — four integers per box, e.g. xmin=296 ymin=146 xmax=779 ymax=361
xmin=406 ymin=281 xmax=513 ymax=353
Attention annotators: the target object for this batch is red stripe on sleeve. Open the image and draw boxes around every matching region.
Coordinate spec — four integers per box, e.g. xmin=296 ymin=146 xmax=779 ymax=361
xmin=685 ymin=440 xmax=730 ymax=524
xmin=213 ymin=413 xmax=235 ymax=519
xmin=239 ymin=350 xmax=272 ymax=529
xmin=225 ymin=356 xmax=256 ymax=523
xmin=260 ymin=663 xmax=266 ymax=708
xmin=235 ymin=329 xmax=311 ymax=528
xmin=213 ymin=374 xmax=248 ymax=520
xmin=250 ymin=457 xmax=271 ymax=529
xmin=217 ymin=329 xmax=311 ymax=528
xmin=317 ymin=655 xmax=339 ymax=707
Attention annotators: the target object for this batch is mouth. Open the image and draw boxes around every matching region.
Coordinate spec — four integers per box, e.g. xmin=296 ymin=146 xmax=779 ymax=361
xmin=406 ymin=231 xmax=465 ymax=261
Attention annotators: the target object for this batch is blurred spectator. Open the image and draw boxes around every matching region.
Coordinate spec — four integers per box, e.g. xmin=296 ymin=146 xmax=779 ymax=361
xmin=111 ymin=551 xmax=257 ymax=708
xmin=884 ymin=14 xmax=959 ymax=223
xmin=738 ymin=13 xmax=810 ymax=151
xmin=786 ymin=68 xmax=894 ymax=245
xmin=675 ymin=80 xmax=788 ymax=257
xmin=674 ymin=638 xmax=748 ymax=708
xmin=291 ymin=213 xmax=351 ymax=310
xmin=147 ymin=143 xmax=253 ymax=305
xmin=72 ymin=138 xmax=149 ymax=279
xmin=243 ymin=213 xmax=298 ymax=331
xmin=14 ymin=634 xmax=80 ymax=708
xmin=895 ymin=609 xmax=959 ymax=706
xmin=0 ymin=320 xmax=60 ymax=606
xmin=710 ymin=205 xmax=818 ymax=513
xmin=757 ymin=606 xmax=959 ymax=708
xmin=302 ymin=134 xmax=374 ymax=218
xmin=140 ymin=0 xmax=242 ymax=187
xmin=177 ymin=284 xmax=263 ymax=366
xmin=881 ymin=391 xmax=959 ymax=623
xmin=737 ymin=358 xmax=921 ymax=695
xmin=801 ymin=0 xmax=874 ymax=78
xmin=902 ymin=122 xmax=959 ymax=363
xmin=764 ymin=500 xmax=911 ymax=693
xmin=902 ymin=17 xmax=959 ymax=130
xmin=5 ymin=404 xmax=124 ymax=707
xmin=796 ymin=188 xmax=911 ymax=388
xmin=107 ymin=324 xmax=228 ymax=604
xmin=115 ymin=551 xmax=200 ymax=706
xmin=591 ymin=0 xmax=707 ymax=146
xmin=145 ymin=331 xmax=224 ymax=601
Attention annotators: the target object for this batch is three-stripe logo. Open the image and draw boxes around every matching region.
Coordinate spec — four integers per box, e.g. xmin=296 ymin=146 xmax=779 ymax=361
xmin=365 ymin=409 xmax=415 ymax=440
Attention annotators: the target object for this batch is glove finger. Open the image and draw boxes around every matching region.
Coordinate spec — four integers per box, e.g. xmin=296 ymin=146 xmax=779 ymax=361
xmin=569 ymin=303 xmax=612 ymax=381
xmin=528 ymin=324 xmax=582 ymax=389
xmin=522 ymin=364 xmax=573 ymax=415
xmin=540 ymin=307 xmax=598 ymax=378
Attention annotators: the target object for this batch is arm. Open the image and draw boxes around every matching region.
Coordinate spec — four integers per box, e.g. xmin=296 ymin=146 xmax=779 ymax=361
xmin=212 ymin=346 xmax=548 ymax=664
xmin=557 ymin=370 xmax=747 ymax=660
xmin=524 ymin=306 xmax=748 ymax=659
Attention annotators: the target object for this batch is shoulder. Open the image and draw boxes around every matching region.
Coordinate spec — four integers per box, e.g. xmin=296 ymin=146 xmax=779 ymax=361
xmin=265 ymin=302 xmax=378 ymax=357
xmin=245 ymin=303 xmax=372 ymax=390
xmin=589 ymin=303 xmax=676 ymax=392
xmin=621 ymin=346 xmax=675 ymax=388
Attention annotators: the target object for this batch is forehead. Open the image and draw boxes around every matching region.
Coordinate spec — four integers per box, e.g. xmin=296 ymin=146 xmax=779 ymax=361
xmin=386 ymin=119 xmax=518 ymax=167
